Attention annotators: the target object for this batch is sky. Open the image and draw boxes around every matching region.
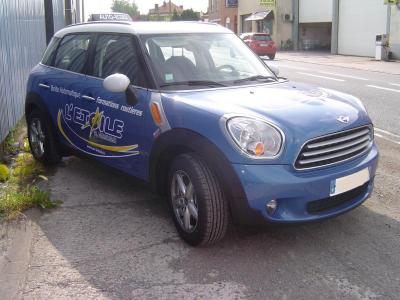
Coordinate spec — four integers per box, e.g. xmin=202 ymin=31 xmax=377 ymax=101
xmin=84 ymin=0 xmax=209 ymax=20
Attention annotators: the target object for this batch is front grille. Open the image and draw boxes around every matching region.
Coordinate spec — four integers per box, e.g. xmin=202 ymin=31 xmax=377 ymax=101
xmin=295 ymin=126 xmax=373 ymax=170
xmin=307 ymin=181 xmax=369 ymax=214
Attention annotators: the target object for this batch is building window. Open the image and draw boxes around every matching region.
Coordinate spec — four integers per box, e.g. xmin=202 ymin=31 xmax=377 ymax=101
xmin=226 ymin=0 xmax=238 ymax=8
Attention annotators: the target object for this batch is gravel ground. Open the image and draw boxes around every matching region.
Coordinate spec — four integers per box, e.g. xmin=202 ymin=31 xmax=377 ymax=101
xmin=0 ymin=137 xmax=399 ymax=300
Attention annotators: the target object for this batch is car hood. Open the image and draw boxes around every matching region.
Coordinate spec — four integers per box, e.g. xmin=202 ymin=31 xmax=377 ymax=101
xmin=163 ymin=81 xmax=370 ymax=141
xmin=161 ymin=81 xmax=372 ymax=164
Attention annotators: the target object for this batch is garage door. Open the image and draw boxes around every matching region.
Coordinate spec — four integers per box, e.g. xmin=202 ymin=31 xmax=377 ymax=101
xmin=338 ymin=0 xmax=387 ymax=57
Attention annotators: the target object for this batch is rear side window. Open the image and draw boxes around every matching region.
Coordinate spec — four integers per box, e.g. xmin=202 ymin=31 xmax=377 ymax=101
xmin=253 ymin=35 xmax=272 ymax=41
xmin=42 ymin=37 xmax=60 ymax=66
xmin=93 ymin=34 xmax=146 ymax=87
xmin=54 ymin=34 xmax=91 ymax=73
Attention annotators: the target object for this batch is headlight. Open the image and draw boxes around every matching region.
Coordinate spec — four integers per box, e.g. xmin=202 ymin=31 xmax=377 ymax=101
xmin=226 ymin=117 xmax=284 ymax=159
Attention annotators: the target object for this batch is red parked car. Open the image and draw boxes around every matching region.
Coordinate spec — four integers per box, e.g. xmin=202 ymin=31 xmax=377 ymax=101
xmin=240 ymin=33 xmax=277 ymax=60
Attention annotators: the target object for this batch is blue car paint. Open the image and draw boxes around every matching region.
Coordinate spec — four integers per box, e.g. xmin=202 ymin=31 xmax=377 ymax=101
xmin=27 ymin=61 xmax=378 ymax=225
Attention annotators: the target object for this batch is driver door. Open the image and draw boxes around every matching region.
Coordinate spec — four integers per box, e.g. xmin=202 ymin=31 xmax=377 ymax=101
xmin=81 ymin=34 xmax=152 ymax=179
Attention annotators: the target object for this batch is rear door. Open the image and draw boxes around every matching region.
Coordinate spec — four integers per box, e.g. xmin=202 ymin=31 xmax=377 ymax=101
xmin=50 ymin=33 xmax=96 ymax=154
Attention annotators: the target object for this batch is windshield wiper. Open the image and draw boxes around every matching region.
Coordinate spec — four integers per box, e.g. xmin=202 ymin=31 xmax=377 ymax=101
xmin=160 ymin=80 xmax=227 ymax=88
xmin=233 ymin=75 xmax=276 ymax=84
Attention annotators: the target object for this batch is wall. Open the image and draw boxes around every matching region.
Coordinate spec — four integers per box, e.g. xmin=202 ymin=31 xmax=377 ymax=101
xmin=238 ymin=0 xmax=293 ymax=48
xmin=0 ymin=0 xmax=65 ymax=142
xmin=390 ymin=5 xmax=400 ymax=59
xmin=208 ymin=0 xmax=238 ymax=33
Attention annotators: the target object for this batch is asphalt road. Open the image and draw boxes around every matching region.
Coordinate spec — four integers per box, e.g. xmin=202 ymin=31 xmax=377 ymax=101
xmin=2 ymin=136 xmax=397 ymax=300
xmin=266 ymin=58 xmax=400 ymax=136
xmin=1 ymin=57 xmax=400 ymax=300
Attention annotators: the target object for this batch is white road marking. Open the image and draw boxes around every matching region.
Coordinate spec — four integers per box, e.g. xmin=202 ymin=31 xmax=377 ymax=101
xmin=389 ymin=83 xmax=400 ymax=87
xmin=375 ymin=128 xmax=400 ymax=139
xmin=318 ymin=71 xmax=368 ymax=81
xmin=374 ymin=133 xmax=400 ymax=145
xmin=276 ymin=64 xmax=309 ymax=71
xmin=366 ymin=85 xmax=400 ymax=93
xmin=297 ymin=72 xmax=345 ymax=82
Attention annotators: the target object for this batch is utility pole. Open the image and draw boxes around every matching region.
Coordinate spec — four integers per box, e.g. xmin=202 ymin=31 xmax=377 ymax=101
xmin=44 ymin=0 xmax=54 ymax=44
xmin=65 ymin=0 xmax=72 ymax=25
xmin=331 ymin=0 xmax=339 ymax=54
xmin=292 ymin=0 xmax=299 ymax=51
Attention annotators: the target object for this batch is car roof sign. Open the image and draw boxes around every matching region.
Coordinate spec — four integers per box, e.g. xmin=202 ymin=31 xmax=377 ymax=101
xmin=89 ymin=13 xmax=132 ymax=22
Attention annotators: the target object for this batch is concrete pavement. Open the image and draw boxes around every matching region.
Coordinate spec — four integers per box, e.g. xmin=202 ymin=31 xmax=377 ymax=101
xmin=275 ymin=52 xmax=400 ymax=75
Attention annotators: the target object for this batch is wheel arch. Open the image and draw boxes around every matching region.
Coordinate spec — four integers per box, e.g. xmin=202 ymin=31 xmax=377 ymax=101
xmin=149 ymin=128 xmax=248 ymax=216
xmin=25 ymin=92 xmax=51 ymax=121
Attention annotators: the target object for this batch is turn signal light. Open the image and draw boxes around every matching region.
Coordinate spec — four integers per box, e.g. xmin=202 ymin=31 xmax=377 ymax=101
xmin=150 ymin=103 xmax=162 ymax=125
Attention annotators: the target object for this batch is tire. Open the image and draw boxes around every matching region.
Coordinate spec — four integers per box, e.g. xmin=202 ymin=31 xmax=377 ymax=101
xmin=27 ymin=108 xmax=61 ymax=166
xmin=268 ymin=54 xmax=275 ymax=60
xmin=168 ymin=153 xmax=229 ymax=246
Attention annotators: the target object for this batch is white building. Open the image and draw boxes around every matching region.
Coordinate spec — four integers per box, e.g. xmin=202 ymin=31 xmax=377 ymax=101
xmin=297 ymin=0 xmax=399 ymax=58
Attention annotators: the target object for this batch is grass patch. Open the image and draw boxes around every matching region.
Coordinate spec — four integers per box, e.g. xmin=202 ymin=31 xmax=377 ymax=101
xmin=0 ymin=185 xmax=62 ymax=220
xmin=1 ymin=120 xmax=62 ymax=220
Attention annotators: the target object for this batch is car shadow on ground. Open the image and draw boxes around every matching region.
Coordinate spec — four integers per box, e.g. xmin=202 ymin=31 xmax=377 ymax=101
xmin=24 ymin=156 xmax=400 ymax=299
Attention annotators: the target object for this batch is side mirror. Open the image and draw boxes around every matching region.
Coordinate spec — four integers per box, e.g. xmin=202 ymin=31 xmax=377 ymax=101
xmin=268 ymin=65 xmax=280 ymax=76
xmin=103 ymin=73 xmax=130 ymax=93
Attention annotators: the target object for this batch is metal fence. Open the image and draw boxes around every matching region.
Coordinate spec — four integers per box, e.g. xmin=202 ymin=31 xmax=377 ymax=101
xmin=0 ymin=0 xmax=65 ymax=142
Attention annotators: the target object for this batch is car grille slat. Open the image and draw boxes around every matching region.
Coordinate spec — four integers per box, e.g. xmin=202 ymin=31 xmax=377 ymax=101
xmin=306 ymin=128 xmax=370 ymax=149
xmin=295 ymin=126 xmax=373 ymax=169
xmin=302 ymin=135 xmax=370 ymax=157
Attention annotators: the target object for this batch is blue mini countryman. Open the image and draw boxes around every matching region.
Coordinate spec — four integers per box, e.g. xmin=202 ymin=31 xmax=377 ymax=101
xmin=26 ymin=22 xmax=378 ymax=246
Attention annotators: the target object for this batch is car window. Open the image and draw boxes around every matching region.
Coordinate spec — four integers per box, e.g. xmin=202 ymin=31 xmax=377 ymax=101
xmin=253 ymin=35 xmax=272 ymax=41
xmin=93 ymin=34 xmax=145 ymax=86
xmin=54 ymin=34 xmax=91 ymax=73
xmin=142 ymin=33 xmax=275 ymax=88
xmin=42 ymin=37 xmax=60 ymax=66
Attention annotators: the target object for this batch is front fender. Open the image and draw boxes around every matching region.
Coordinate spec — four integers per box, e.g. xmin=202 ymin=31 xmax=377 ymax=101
xmin=148 ymin=128 xmax=262 ymax=224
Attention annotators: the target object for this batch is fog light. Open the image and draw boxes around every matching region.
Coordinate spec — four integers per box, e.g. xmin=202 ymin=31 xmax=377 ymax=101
xmin=266 ymin=199 xmax=277 ymax=215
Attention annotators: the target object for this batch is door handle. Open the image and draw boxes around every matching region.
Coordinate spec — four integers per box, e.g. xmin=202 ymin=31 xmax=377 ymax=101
xmin=38 ymin=83 xmax=50 ymax=89
xmin=82 ymin=95 xmax=95 ymax=101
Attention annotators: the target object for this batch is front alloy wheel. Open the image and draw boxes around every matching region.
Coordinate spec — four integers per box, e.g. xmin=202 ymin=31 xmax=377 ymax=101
xmin=168 ymin=153 xmax=229 ymax=246
xmin=171 ymin=170 xmax=199 ymax=233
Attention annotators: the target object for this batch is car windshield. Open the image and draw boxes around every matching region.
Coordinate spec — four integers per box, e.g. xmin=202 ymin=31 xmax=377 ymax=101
xmin=141 ymin=33 xmax=276 ymax=90
xmin=253 ymin=35 xmax=272 ymax=41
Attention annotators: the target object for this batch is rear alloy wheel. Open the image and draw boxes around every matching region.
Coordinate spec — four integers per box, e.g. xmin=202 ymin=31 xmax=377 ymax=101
xmin=27 ymin=109 xmax=61 ymax=165
xmin=168 ymin=153 xmax=229 ymax=246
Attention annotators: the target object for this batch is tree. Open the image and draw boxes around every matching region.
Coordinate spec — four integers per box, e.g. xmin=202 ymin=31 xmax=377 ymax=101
xmin=172 ymin=9 xmax=181 ymax=21
xmin=111 ymin=0 xmax=139 ymax=18
xmin=180 ymin=9 xmax=200 ymax=21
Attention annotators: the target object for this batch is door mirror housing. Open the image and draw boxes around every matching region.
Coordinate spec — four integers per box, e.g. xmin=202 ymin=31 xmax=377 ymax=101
xmin=103 ymin=73 xmax=130 ymax=93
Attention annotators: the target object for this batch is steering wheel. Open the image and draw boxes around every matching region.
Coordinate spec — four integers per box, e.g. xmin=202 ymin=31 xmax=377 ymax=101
xmin=216 ymin=64 xmax=238 ymax=74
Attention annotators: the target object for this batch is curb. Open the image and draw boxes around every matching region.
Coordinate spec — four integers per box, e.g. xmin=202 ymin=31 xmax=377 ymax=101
xmin=0 ymin=209 xmax=41 ymax=300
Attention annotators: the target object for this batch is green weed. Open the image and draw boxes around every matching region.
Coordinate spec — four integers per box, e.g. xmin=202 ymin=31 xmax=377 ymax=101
xmin=0 ymin=185 xmax=62 ymax=220
xmin=0 ymin=164 xmax=10 ymax=182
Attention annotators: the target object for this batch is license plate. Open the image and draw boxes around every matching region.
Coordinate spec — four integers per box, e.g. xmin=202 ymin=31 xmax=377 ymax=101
xmin=330 ymin=168 xmax=370 ymax=196
xmin=260 ymin=43 xmax=268 ymax=47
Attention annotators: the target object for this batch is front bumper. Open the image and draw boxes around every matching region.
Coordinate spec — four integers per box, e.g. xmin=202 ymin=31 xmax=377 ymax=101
xmin=230 ymin=144 xmax=379 ymax=224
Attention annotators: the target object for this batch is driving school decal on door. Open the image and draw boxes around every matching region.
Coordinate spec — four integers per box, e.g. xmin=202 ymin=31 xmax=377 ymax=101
xmin=57 ymin=103 xmax=139 ymax=158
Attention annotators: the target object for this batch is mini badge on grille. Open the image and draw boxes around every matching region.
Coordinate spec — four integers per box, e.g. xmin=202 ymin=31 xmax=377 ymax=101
xmin=337 ymin=116 xmax=350 ymax=124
